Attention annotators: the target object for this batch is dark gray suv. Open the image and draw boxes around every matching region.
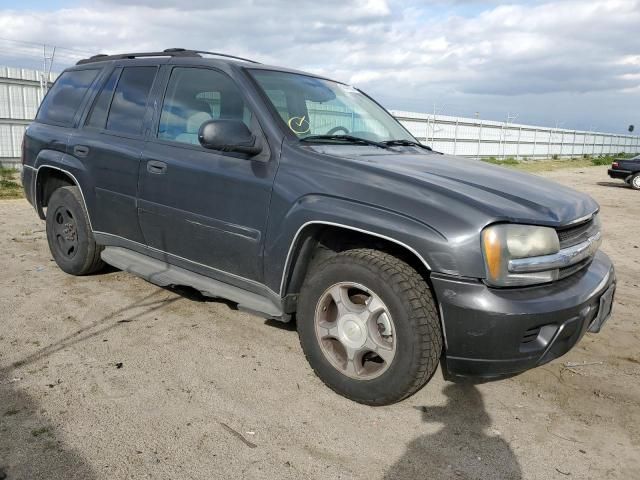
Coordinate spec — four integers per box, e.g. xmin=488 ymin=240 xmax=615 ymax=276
xmin=21 ymin=48 xmax=616 ymax=405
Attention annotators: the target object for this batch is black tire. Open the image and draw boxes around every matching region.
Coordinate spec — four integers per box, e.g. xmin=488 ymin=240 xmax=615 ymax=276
xmin=630 ymin=173 xmax=640 ymax=190
xmin=297 ymin=248 xmax=443 ymax=405
xmin=46 ymin=186 xmax=104 ymax=275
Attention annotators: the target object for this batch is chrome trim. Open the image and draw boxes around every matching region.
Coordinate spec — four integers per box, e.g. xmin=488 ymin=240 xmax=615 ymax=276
xmin=31 ymin=164 xmax=94 ymax=231
xmin=279 ymin=221 xmax=432 ymax=296
xmin=279 ymin=221 xmax=442 ymax=347
xmin=33 ymin=165 xmax=434 ymax=305
xmin=563 ymin=211 xmax=597 ymax=226
xmin=508 ymin=231 xmax=602 ymax=274
xmin=438 ymin=302 xmax=448 ymax=349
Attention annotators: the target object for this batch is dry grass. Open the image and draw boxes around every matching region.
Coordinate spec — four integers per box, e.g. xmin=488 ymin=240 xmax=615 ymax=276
xmin=481 ymin=154 xmax=631 ymax=173
xmin=0 ymin=168 xmax=23 ymax=199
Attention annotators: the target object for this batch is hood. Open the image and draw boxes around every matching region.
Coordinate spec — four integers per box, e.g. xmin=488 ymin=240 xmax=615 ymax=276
xmin=310 ymin=146 xmax=599 ymax=227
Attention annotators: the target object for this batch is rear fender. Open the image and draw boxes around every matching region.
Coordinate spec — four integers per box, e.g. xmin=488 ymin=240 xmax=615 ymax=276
xmin=33 ymin=150 xmax=94 ymax=226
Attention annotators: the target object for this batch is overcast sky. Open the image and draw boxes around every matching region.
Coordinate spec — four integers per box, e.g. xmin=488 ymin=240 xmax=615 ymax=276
xmin=0 ymin=0 xmax=638 ymax=132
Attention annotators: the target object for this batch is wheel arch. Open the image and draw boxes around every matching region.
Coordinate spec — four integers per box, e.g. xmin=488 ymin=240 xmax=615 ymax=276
xmin=33 ymin=151 xmax=92 ymax=227
xmin=280 ymin=221 xmax=433 ymax=299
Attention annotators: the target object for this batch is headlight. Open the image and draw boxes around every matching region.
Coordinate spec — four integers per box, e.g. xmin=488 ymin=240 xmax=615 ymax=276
xmin=482 ymin=224 xmax=560 ymax=287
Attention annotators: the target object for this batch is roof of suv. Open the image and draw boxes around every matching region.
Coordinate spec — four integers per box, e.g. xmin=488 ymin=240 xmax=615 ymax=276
xmin=76 ymin=48 xmax=260 ymax=66
xmin=74 ymin=47 xmax=345 ymax=84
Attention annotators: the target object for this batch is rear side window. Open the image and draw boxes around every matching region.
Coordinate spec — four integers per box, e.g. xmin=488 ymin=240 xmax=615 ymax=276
xmin=86 ymin=68 xmax=120 ymax=129
xmin=36 ymin=69 xmax=99 ymax=126
xmin=106 ymin=66 xmax=157 ymax=135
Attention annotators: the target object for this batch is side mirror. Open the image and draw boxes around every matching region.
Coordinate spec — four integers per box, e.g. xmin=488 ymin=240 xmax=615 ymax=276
xmin=198 ymin=119 xmax=262 ymax=156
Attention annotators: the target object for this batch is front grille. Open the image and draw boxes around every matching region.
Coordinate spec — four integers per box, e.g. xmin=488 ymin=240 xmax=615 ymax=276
xmin=558 ymin=257 xmax=592 ymax=280
xmin=551 ymin=214 xmax=601 ymax=279
xmin=556 ymin=217 xmax=598 ymax=248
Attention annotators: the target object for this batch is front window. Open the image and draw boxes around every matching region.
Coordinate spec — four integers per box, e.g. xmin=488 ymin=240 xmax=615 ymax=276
xmin=250 ymin=70 xmax=414 ymax=143
xmin=158 ymin=67 xmax=253 ymax=146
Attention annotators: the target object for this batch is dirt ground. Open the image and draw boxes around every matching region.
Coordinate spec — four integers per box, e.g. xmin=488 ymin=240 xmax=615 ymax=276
xmin=0 ymin=165 xmax=638 ymax=480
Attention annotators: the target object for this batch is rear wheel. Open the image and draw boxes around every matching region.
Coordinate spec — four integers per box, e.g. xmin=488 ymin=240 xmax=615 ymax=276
xmin=631 ymin=173 xmax=640 ymax=190
xmin=297 ymin=248 xmax=442 ymax=405
xmin=46 ymin=186 xmax=104 ymax=275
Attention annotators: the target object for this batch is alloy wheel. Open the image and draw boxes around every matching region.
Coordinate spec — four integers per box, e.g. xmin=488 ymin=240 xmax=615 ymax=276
xmin=314 ymin=282 xmax=396 ymax=380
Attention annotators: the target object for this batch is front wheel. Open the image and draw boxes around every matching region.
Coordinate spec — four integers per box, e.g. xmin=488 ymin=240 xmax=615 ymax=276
xmin=297 ymin=249 xmax=442 ymax=405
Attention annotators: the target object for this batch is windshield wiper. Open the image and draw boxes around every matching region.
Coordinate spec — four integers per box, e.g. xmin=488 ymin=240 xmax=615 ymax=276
xmin=381 ymin=139 xmax=433 ymax=151
xmin=300 ymin=135 xmax=390 ymax=149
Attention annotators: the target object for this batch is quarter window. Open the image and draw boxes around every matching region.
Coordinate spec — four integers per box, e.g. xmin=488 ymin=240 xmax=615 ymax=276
xmin=106 ymin=66 xmax=157 ymax=135
xmin=36 ymin=69 xmax=99 ymax=126
xmin=86 ymin=68 xmax=120 ymax=129
xmin=158 ymin=67 xmax=252 ymax=145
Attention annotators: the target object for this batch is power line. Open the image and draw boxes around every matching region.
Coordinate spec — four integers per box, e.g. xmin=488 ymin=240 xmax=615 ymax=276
xmin=0 ymin=36 xmax=95 ymax=56
xmin=0 ymin=37 xmax=98 ymax=78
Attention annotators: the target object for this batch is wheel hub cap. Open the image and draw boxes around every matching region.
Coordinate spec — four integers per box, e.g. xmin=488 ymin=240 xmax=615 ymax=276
xmin=62 ymin=223 xmax=76 ymax=241
xmin=314 ymin=282 xmax=396 ymax=380
xmin=339 ymin=316 xmax=367 ymax=349
xmin=52 ymin=206 xmax=79 ymax=259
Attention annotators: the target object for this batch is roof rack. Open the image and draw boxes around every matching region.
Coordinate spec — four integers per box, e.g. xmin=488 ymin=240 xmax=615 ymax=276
xmin=76 ymin=48 xmax=260 ymax=65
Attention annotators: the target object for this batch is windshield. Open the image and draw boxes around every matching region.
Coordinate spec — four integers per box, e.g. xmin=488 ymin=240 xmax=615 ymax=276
xmin=249 ymin=70 xmax=414 ymax=143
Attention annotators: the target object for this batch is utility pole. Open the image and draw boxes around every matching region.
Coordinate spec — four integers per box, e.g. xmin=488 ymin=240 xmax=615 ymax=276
xmin=548 ymin=120 xmax=563 ymax=159
xmin=559 ymin=129 xmax=564 ymax=158
xmin=501 ymin=112 xmax=518 ymax=159
xmin=424 ymin=115 xmax=429 ymax=145
xmin=431 ymin=104 xmax=437 ymax=144
xmin=429 ymin=104 xmax=444 ymax=146
xmin=609 ymin=135 xmax=614 ymax=155
xmin=453 ymin=117 xmax=459 ymax=155
xmin=39 ymin=44 xmax=56 ymax=96
xmin=477 ymin=120 xmax=483 ymax=160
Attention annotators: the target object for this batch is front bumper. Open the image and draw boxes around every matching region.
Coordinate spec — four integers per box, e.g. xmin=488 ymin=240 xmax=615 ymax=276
xmin=432 ymin=250 xmax=615 ymax=378
xmin=608 ymin=168 xmax=632 ymax=180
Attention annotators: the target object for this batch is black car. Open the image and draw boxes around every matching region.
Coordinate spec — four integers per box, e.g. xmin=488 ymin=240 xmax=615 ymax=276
xmin=20 ymin=48 xmax=615 ymax=405
xmin=608 ymin=154 xmax=640 ymax=190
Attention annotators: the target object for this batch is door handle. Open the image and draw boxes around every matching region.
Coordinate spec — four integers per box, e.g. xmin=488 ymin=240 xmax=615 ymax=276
xmin=73 ymin=145 xmax=90 ymax=157
xmin=147 ymin=160 xmax=168 ymax=174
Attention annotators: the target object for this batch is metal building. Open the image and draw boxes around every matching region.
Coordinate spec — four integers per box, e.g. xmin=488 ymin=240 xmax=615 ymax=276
xmin=0 ymin=66 xmax=56 ymax=168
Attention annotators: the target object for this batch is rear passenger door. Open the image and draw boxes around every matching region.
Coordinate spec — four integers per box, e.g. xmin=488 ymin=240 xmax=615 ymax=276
xmin=138 ymin=66 xmax=277 ymax=284
xmin=71 ymin=64 xmax=159 ymax=244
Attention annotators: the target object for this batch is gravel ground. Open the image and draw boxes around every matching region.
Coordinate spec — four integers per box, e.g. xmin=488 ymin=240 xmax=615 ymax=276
xmin=0 ymin=165 xmax=638 ymax=480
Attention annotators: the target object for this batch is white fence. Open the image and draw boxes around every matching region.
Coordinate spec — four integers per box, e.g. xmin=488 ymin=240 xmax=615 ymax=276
xmin=0 ymin=66 xmax=57 ymax=167
xmin=392 ymin=110 xmax=639 ymax=159
xmin=1 ymin=64 xmax=638 ymax=167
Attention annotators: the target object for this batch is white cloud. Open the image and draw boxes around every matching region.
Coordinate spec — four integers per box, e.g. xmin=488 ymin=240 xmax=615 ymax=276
xmin=0 ymin=0 xmax=638 ymax=131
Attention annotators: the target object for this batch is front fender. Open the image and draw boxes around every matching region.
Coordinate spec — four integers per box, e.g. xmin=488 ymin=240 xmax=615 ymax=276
xmin=264 ymin=194 xmax=459 ymax=295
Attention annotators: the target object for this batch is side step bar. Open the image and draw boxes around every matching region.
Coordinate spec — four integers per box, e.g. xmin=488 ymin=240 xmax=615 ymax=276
xmin=101 ymin=246 xmax=283 ymax=319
